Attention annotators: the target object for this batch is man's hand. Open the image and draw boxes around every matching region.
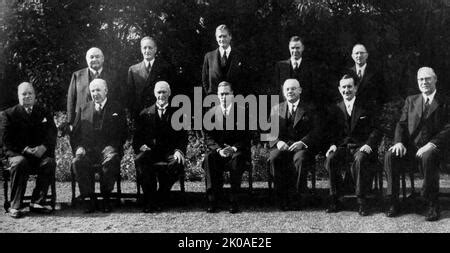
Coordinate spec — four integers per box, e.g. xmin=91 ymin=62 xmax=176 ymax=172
xmin=75 ymin=147 xmax=86 ymax=156
xmin=276 ymin=141 xmax=289 ymax=151
xmin=389 ymin=143 xmax=407 ymax=157
xmin=416 ymin=142 xmax=437 ymax=158
xmin=288 ymin=141 xmax=307 ymax=152
xmin=359 ymin=144 xmax=373 ymax=154
xmin=140 ymin=144 xmax=151 ymax=152
xmin=58 ymin=122 xmax=72 ymax=136
xmin=33 ymin=145 xmax=47 ymax=158
xmin=173 ymin=150 xmax=185 ymax=165
xmin=326 ymin=145 xmax=337 ymax=158
xmin=223 ymin=144 xmax=235 ymax=157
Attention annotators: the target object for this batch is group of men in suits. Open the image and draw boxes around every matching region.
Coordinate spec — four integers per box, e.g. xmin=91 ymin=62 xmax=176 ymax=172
xmin=3 ymin=23 xmax=450 ymax=222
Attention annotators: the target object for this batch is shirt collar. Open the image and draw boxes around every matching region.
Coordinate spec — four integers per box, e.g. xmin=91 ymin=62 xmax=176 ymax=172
xmin=144 ymin=58 xmax=155 ymax=68
xmin=290 ymin=57 xmax=302 ymax=67
xmin=422 ymin=90 xmax=437 ymax=104
xmin=344 ymin=96 xmax=356 ymax=108
xmin=96 ymin=98 xmax=107 ymax=110
xmin=288 ymin=99 xmax=300 ymax=110
xmin=89 ymin=67 xmax=103 ymax=76
xmin=356 ymin=63 xmax=367 ymax=74
xmin=219 ymin=46 xmax=231 ymax=57
xmin=22 ymin=105 xmax=33 ymax=111
xmin=157 ymin=102 xmax=168 ymax=110
xmin=221 ymin=103 xmax=233 ymax=115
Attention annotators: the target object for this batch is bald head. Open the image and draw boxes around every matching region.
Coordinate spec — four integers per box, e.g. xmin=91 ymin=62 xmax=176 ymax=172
xmin=154 ymin=81 xmax=171 ymax=106
xmin=17 ymin=82 xmax=36 ymax=107
xmin=89 ymin=78 xmax=108 ymax=104
xmin=86 ymin=47 xmax=104 ymax=71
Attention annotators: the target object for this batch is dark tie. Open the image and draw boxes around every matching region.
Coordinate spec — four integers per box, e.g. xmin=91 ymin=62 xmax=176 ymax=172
xmin=25 ymin=107 xmax=32 ymax=115
xmin=423 ymin=97 xmax=431 ymax=119
xmin=158 ymin=107 xmax=165 ymax=118
xmin=288 ymin=105 xmax=295 ymax=120
xmin=146 ymin=63 xmax=152 ymax=74
xmin=293 ymin=62 xmax=298 ymax=71
xmin=357 ymin=69 xmax=362 ymax=80
xmin=221 ymin=52 xmax=228 ymax=67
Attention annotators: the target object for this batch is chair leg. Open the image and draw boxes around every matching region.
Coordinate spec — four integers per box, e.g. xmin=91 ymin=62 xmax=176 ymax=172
xmin=409 ymin=171 xmax=415 ymax=194
xmin=116 ymin=173 xmax=122 ymax=206
xmin=3 ymin=178 xmax=10 ymax=212
xmin=180 ymin=174 xmax=185 ymax=193
xmin=311 ymin=165 xmax=316 ymax=195
xmin=248 ymin=165 xmax=253 ymax=195
xmin=70 ymin=164 xmax=77 ymax=207
xmin=266 ymin=160 xmax=272 ymax=194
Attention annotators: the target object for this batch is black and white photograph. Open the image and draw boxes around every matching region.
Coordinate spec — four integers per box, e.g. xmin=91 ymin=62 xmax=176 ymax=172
xmin=1 ymin=0 xmax=450 ymax=241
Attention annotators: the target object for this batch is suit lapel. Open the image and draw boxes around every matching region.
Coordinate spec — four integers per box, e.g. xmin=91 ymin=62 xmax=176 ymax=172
xmin=410 ymin=95 xmax=423 ymax=134
xmin=138 ymin=61 xmax=149 ymax=81
xmin=82 ymin=68 xmax=91 ymax=103
xmin=293 ymin=101 xmax=306 ymax=127
xmin=351 ymin=102 xmax=363 ymax=132
xmin=213 ymin=49 xmax=223 ymax=76
xmin=427 ymin=93 xmax=440 ymax=119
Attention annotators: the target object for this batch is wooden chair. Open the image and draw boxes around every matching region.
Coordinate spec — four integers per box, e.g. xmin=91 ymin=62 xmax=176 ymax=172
xmin=202 ymin=159 xmax=253 ymax=195
xmin=70 ymin=163 xmax=123 ymax=206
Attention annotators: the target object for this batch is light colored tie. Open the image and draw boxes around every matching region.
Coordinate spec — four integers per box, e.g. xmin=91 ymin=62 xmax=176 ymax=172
xmin=347 ymin=103 xmax=352 ymax=116
xmin=95 ymin=103 xmax=102 ymax=112
xmin=357 ymin=69 xmax=362 ymax=79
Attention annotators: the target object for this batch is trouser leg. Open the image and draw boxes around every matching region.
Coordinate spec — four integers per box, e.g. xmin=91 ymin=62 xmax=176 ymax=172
xmin=31 ymin=157 xmax=56 ymax=205
xmin=8 ymin=156 xmax=30 ymax=209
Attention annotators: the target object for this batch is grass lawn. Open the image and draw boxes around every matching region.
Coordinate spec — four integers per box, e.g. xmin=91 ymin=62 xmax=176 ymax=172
xmin=1 ymin=177 xmax=450 ymax=233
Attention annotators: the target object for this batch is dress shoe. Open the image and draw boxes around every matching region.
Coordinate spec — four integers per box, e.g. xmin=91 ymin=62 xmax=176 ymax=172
xmin=326 ymin=201 xmax=341 ymax=213
xmin=8 ymin=208 xmax=23 ymax=219
xmin=102 ymin=199 xmax=112 ymax=213
xmin=83 ymin=198 xmax=96 ymax=214
xmin=30 ymin=203 xmax=53 ymax=214
xmin=425 ymin=204 xmax=440 ymax=222
xmin=229 ymin=202 xmax=240 ymax=214
xmin=386 ymin=204 xmax=399 ymax=218
xmin=358 ymin=203 xmax=369 ymax=216
xmin=143 ymin=204 xmax=162 ymax=213
xmin=206 ymin=202 xmax=218 ymax=213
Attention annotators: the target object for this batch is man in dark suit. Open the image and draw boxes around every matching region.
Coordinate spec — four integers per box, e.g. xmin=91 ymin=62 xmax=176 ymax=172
xmin=133 ymin=81 xmax=187 ymax=213
xmin=71 ymin=78 xmax=127 ymax=213
xmin=203 ymin=81 xmax=251 ymax=213
xmin=2 ymin=82 xmax=57 ymax=218
xmin=346 ymin=44 xmax=388 ymax=107
xmin=268 ymin=78 xmax=321 ymax=210
xmin=202 ymin=25 xmax=245 ymax=95
xmin=127 ymin=36 xmax=174 ymax=121
xmin=274 ymin=36 xmax=326 ymax=105
xmin=324 ymin=74 xmax=381 ymax=216
xmin=66 ymin=47 xmax=121 ymax=141
xmin=385 ymin=67 xmax=450 ymax=221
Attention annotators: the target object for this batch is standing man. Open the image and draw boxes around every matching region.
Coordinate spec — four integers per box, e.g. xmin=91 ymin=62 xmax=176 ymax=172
xmin=2 ymin=82 xmax=57 ymax=218
xmin=127 ymin=36 xmax=174 ymax=121
xmin=385 ymin=67 xmax=450 ymax=221
xmin=202 ymin=25 xmax=245 ymax=95
xmin=71 ymin=79 xmax=127 ymax=213
xmin=268 ymin=79 xmax=321 ymax=211
xmin=347 ymin=44 xmax=388 ymax=106
xmin=133 ymin=81 xmax=187 ymax=213
xmin=203 ymin=82 xmax=251 ymax=213
xmin=274 ymin=36 xmax=325 ymax=104
xmin=66 ymin=47 xmax=121 ymax=140
xmin=324 ymin=74 xmax=381 ymax=216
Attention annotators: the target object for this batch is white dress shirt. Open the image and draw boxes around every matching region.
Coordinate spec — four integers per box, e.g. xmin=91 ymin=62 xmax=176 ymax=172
xmin=219 ymin=46 xmax=231 ymax=59
xmin=291 ymin=58 xmax=302 ymax=70
xmin=344 ymin=96 xmax=356 ymax=116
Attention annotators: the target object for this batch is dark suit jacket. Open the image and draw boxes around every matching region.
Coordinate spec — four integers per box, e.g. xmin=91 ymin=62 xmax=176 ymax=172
xmin=132 ymin=104 xmax=187 ymax=158
xmin=2 ymin=104 xmax=57 ymax=158
xmin=67 ymin=67 xmax=120 ymax=125
xmin=72 ymin=100 xmax=127 ymax=153
xmin=327 ymin=98 xmax=381 ymax=150
xmin=127 ymin=59 xmax=174 ymax=120
xmin=394 ymin=93 xmax=450 ymax=149
xmin=268 ymin=100 xmax=321 ymax=151
xmin=274 ymin=59 xmax=327 ymax=105
xmin=347 ymin=64 xmax=388 ymax=106
xmin=203 ymin=104 xmax=251 ymax=155
xmin=202 ymin=48 xmax=245 ymax=95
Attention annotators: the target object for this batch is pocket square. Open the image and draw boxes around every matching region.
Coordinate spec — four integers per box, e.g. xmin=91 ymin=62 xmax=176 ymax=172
xmin=42 ymin=117 xmax=47 ymax=123
xmin=112 ymin=113 xmax=118 ymax=116
xmin=359 ymin=116 xmax=367 ymax=119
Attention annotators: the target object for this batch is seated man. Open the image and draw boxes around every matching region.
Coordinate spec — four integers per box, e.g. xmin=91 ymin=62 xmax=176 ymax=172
xmin=71 ymin=78 xmax=127 ymax=213
xmin=385 ymin=67 xmax=450 ymax=221
xmin=2 ymin=82 xmax=57 ymax=218
xmin=133 ymin=81 xmax=187 ymax=213
xmin=268 ymin=79 xmax=321 ymax=211
xmin=324 ymin=74 xmax=381 ymax=216
xmin=203 ymin=81 xmax=251 ymax=213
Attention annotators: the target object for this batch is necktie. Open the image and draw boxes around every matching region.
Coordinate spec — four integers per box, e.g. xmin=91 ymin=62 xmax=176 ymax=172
xmin=95 ymin=103 xmax=102 ymax=112
xmin=293 ymin=61 xmax=298 ymax=71
xmin=289 ymin=105 xmax=295 ymax=120
xmin=93 ymin=71 xmax=99 ymax=79
xmin=158 ymin=107 xmax=165 ymax=118
xmin=347 ymin=103 xmax=352 ymax=116
xmin=221 ymin=52 xmax=228 ymax=67
xmin=146 ymin=63 xmax=152 ymax=74
xmin=357 ymin=69 xmax=362 ymax=80
xmin=25 ymin=107 xmax=32 ymax=115
xmin=423 ymin=97 xmax=431 ymax=118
